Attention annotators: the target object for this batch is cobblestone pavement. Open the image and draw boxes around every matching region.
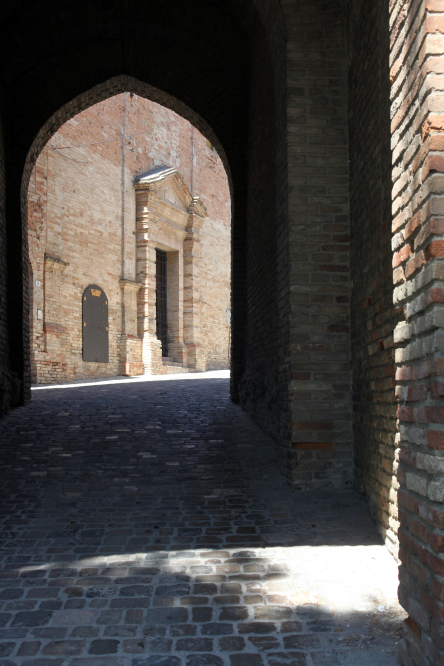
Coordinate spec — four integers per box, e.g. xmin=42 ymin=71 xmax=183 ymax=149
xmin=0 ymin=372 xmax=405 ymax=665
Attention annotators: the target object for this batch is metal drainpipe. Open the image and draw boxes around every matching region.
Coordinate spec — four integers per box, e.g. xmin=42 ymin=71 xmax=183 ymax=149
xmin=121 ymin=92 xmax=127 ymax=341
xmin=190 ymin=125 xmax=194 ymax=195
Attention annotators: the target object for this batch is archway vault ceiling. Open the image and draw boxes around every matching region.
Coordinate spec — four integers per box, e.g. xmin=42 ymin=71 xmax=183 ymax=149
xmin=0 ymin=0 xmax=285 ymax=196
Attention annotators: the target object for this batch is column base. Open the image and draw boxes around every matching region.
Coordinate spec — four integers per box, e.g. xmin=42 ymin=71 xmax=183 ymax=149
xmin=186 ymin=343 xmax=206 ymax=371
xmin=168 ymin=344 xmax=188 ymax=366
xmin=119 ymin=335 xmax=144 ymax=376
xmin=142 ymin=334 xmax=164 ymax=374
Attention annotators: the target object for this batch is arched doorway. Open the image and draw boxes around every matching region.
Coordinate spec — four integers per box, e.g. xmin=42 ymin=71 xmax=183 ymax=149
xmin=3 ymin=1 xmax=444 ymax=663
xmin=3 ymin=0 xmax=285 ymax=411
xmin=26 ymin=92 xmax=232 ymax=383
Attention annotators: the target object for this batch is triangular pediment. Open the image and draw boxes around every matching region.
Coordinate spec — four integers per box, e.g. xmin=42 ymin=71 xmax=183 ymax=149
xmin=134 ymin=166 xmax=207 ymax=218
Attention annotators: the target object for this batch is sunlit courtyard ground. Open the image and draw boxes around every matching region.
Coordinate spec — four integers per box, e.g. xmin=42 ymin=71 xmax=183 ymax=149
xmin=0 ymin=371 xmax=405 ymax=664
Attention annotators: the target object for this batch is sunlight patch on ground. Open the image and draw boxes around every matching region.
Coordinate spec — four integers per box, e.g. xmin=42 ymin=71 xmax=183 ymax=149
xmin=16 ymin=543 xmax=400 ymax=619
xmin=282 ymin=543 xmax=401 ymax=616
xmin=31 ymin=369 xmax=230 ymax=390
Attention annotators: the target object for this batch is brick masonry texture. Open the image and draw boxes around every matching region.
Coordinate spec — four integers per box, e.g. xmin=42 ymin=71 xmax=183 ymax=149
xmin=2 ymin=1 xmax=444 ymax=663
xmin=347 ymin=1 xmax=402 ymax=560
xmin=389 ymin=1 xmax=444 ymax=664
xmin=279 ymin=1 xmax=352 ymax=493
xmin=27 ymin=94 xmax=230 ymax=384
xmin=0 ymin=375 xmax=405 ymax=665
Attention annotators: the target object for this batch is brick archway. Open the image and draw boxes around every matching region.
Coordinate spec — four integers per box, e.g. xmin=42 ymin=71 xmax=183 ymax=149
xmin=22 ymin=77 xmax=237 ymax=388
xmin=2 ymin=0 xmax=352 ymax=510
xmin=1 ymin=0 xmax=285 ymax=421
xmin=6 ymin=1 xmax=444 ymax=662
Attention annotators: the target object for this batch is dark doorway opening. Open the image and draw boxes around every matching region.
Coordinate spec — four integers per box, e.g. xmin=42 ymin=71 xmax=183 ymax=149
xmin=156 ymin=249 xmax=168 ymax=357
xmin=82 ymin=284 xmax=109 ymax=363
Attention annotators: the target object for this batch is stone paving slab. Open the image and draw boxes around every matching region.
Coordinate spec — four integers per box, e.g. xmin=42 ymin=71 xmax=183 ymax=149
xmin=0 ymin=375 xmax=405 ymax=664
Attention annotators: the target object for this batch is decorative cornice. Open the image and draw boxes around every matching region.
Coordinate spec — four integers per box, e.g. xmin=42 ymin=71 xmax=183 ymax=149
xmin=44 ymin=254 xmax=69 ymax=271
xmin=134 ymin=166 xmax=178 ymax=185
xmin=188 ymin=196 xmax=207 ymax=218
xmin=134 ymin=166 xmax=207 ymax=219
xmin=120 ymin=279 xmax=141 ymax=291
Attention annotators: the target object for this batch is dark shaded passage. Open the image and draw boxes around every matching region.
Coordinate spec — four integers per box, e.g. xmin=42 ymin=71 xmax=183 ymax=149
xmin=0 ymin=377 xmax=404 ymax=664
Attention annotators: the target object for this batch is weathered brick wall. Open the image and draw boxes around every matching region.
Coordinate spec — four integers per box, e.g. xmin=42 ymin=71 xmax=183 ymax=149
xmin=27 ymin=94 xmax=230 ymax=383
xmin=388 ymin=1 xmax=444 ymax=664
xmin=236 ymin=0 xmax=354 ymax=493
xmin=227 ymin=0 xmax=287 ymax=438
xmin=187 ymin=136 xmax=231 ymax=371
xmin=347 ymin=1 xmax=401 ymax=558
xmin=281 ymin=1 xmax=353 ymax=490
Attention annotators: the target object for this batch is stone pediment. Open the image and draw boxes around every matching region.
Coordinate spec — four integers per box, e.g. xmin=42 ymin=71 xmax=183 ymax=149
xmin=134 ymin=166 xmax=207 ymax=218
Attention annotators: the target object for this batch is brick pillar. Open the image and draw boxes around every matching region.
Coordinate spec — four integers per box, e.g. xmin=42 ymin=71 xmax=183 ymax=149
xmin=391 ymin=1 xmax=444 ymax=663
xmin=280 ymin=0 xmax=351 ymax=490
xmin=183 ymin=199 xmax=206 ymax=371
xmin=165 ymin=249 xmax=188 ymax=366
xmin=135 ymin=189 xmax=163 ymax=375
xmin=119 ymin=279 xmax=143 ymax=376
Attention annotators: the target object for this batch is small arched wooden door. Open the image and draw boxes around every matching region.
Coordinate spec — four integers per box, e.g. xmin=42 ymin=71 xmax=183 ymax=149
xmin=82 ymin=284 xmax=109 ymax=363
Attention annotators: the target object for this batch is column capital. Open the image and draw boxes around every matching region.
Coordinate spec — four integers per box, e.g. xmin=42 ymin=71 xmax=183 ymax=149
xmin=119 ymin=279 xmax=142 ymax=292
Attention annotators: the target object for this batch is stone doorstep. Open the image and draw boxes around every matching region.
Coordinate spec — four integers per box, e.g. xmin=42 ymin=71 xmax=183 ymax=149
xmin=162 ymin=357 xmax=182 ymax=366
xmin=164 ymin=365 xmax=196 ymax=374
xmin=162 ymin=357 xmax=197 ymax=374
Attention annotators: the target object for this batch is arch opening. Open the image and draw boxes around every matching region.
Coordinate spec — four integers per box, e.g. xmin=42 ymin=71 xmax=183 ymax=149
xmin=2 ymin=0 xmax=284 ymax=416
xmin=26 ymin=91 xmax=232 ymax=384
xmin=6 ymin=0 xmax=439 ymax=661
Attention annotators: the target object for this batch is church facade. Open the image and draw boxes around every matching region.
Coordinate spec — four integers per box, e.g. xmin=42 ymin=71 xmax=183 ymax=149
xmin=27 ymin=94 xmax=231 ymax=384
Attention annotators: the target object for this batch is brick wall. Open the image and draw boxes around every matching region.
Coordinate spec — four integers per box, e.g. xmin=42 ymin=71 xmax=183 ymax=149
xmin=234 ymin=0 xmax=354 ymax=494
xmin=389 ymin=1 xmax=444 ymax=664
xmin=281 ymin=1 xmax=353 ymax=490
xmin=188 ymin=136 xmax=231 ymax=371
xmin=27 ymin=94 xmax=230 ymax=383
xmin=347 ymin=1 xmax=401 ymax=559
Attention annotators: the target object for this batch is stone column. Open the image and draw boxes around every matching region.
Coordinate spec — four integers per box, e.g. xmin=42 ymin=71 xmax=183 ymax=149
xmin=135 ymin=187 xmax=163 ymax=374
xmin=119 ymin=279 xmax=143 ymax=376
xmin=390 ymin=1 xmax=444 ymax=664
xmin=166 ymin=249 xmax=188 ymax=366
xmin=183 ymin=199 xmax=206 ymax=371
